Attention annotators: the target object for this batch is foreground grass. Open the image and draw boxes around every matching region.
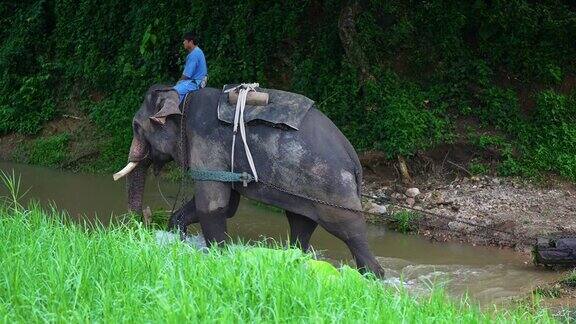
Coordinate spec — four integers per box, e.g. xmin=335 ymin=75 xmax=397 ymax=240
xmin=0 ymin=206 xmax=558 ymax=323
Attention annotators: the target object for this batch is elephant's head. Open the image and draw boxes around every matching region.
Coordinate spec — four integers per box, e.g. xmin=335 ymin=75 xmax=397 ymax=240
xmin=113 ymin=87 xmax=184 ymax=214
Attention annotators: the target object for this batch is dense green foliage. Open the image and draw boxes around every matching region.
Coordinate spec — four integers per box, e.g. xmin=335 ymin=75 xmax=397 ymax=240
xmin=1 ymin=1 xmax=575 ymax=179
xmin=15 ymin=133 xmax=70 ymax=166
xmin=0 ymin=206 xmax=558 ymax=322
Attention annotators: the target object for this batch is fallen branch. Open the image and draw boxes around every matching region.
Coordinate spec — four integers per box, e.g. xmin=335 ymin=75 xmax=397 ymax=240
xmin=446 ymin=160 xmax=472 ymax=176
xmin=61 ymin=150 xmax=99 ymax=168
xmin=62 ymin=114 xmax=83 ymax=120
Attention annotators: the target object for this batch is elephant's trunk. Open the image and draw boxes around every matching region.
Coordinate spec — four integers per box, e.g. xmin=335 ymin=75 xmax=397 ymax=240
xmin=127 ymin=159 xmax=150 ymax=214
xmin=128 ymin=136 xmax=148 ymax=162
xmin=116 ymin=136 xmax=150 ymax=214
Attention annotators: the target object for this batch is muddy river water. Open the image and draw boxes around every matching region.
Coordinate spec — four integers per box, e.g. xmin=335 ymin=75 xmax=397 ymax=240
xmin=0 ymin=162 xmax=565 ymax=305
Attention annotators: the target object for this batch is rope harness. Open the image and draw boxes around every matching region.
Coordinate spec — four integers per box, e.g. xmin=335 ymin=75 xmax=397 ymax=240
xmin=225 ymin=83 xmax=260 ymax=184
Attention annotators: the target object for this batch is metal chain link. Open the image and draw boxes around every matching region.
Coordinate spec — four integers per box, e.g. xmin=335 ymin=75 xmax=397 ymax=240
xmin=169 ymin=93 xmax=193 ymax=218
xmin=257 ymin=178 xmax=527 ymax=245
xmin=258 ymin=179 xmax=365 ymax=213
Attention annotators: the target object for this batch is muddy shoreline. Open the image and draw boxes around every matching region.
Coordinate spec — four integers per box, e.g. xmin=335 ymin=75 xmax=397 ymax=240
xmin=360 ymin=152 xmax=576 ymax=253
xmin=363 ymin=177 xmax=575 ymax=252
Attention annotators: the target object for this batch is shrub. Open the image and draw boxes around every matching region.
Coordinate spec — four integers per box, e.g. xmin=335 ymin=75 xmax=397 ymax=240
xmin=392 ymin=210 xmax=420 ymax=233
xmin=0 ymin=1 xmax=575 ymax=181
xmin=26 ymin=134 xmax=71 ymax=167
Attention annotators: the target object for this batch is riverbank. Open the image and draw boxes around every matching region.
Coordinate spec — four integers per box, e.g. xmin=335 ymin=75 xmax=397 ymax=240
xmin=361 ymin=152 xmax=576 ymax=252
xmin=0 ymin=203 xmax=559 ymax=322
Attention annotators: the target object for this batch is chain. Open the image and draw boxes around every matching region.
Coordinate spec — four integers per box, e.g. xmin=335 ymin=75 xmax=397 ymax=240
xmin=258 ymin=179 xmax=365 ymax=213
xmin=257 ymin=178 xmax=527 ymax=245
xmin=169 ymin=93 xmax=192 ymax=219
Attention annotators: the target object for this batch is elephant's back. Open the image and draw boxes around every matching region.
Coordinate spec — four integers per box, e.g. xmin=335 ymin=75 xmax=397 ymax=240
xmin=240 ymin=106 xmax=363 ymax=209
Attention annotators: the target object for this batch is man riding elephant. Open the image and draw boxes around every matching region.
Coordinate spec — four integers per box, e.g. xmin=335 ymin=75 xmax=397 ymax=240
xmin=113 ymin=84 xmax=385 ymax=277
xmin=150 ymin=32 xmax=207 ymax=125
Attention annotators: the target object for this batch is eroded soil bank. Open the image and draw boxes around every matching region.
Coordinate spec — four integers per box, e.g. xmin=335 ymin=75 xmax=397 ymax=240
xmin=360 ymin=151 xmax=576 ymax=252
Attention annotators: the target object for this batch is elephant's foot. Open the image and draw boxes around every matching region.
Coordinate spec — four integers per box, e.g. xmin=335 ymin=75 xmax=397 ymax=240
xmin=315 ymin=206 xmax=385 ymax=278
xmin=345 ymin=236 xmax=385 ymax=278
xmin=198 ymin=209 xmax=229 ymax=247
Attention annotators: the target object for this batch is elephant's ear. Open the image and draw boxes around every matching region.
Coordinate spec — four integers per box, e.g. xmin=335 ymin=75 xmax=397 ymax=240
xmin=149 ymin=90 xmax=182 ymax=125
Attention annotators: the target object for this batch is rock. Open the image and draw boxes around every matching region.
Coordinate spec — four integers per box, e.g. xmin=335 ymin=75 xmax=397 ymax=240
xmin=391 ymin=192 xmax=405 ymax=200
xmin=366 ymin=202 xmax=387 ymax=214
xmin=448 ymin=221 xmax=475 ymax=233
xmin=492 ymin=178 xmax=501 ymax=185
xmin=406 ymin=197 xmax=415 ymax=206
xmin=405 ymin=187 xmax=420 ymax=198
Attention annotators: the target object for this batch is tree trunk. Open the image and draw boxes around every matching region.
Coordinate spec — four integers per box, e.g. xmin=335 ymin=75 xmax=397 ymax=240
xmin=339 ymin=2 xmax=413 ymax=183
xmin=338 ymin=2 xmax=375 ymax=83
xmin=397 ymin=155 xmax=413 ymax=185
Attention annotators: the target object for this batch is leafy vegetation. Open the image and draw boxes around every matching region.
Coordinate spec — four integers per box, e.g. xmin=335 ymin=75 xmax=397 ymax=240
xmin=391 ymin=210 xmax=420 ymax=233
xmin=0 ymin=1 xmax=575 ymax=180
xmin=468 ymin=159 xmax=490 ymax=176
xmin=25 ymin=133 xmax=70 ymax=167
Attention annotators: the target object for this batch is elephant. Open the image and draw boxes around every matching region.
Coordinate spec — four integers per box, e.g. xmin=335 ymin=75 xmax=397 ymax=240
xmin=114 ymin=85 xmax=385 ymax=276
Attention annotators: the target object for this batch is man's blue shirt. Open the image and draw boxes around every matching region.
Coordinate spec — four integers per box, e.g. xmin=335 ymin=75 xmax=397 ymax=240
xmin=183 ymin=47 xmax=207 ymax=81
xmin=174 ymin=47 xmax=207 ymax=101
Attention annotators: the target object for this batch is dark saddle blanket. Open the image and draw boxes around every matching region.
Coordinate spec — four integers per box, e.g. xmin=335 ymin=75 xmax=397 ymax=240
xmin=217 ymin=84 xmax=314 ymax=130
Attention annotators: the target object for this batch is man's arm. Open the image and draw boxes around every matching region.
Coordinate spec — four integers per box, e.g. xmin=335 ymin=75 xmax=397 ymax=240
xmin=182 ymin=53 xmax=198 ymax=81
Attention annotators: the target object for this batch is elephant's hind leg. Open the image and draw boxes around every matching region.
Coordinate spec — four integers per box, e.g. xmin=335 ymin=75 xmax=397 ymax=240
xmin=286 ymin=211 xmax=318 ymax=251
xmin=315 ymin=205 xmax=385 ymax=277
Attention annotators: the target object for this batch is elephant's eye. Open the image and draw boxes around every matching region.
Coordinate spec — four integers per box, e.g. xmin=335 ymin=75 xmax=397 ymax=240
xmin=133 ymin=122 xmax=141 ymax=134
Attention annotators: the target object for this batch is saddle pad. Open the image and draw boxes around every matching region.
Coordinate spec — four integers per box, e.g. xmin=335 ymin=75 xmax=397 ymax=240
xmin=217 ymin=84 xmax=314 ymax=130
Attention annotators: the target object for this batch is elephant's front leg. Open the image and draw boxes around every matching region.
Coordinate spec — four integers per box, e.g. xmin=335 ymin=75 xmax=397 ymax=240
xmin=168 ymin=197 xmax=196 ymax=234
xmin=195 ymin=182 xmax=232 ymax=246
xmin=168 ymin=191 xmax=241 ymax=234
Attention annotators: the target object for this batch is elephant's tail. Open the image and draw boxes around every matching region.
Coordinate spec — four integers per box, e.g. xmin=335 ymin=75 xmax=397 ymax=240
xmin=353 ymin=158 xmax=363 ymax=198
xmin=341 ymin=138 xmax=363 ymax=198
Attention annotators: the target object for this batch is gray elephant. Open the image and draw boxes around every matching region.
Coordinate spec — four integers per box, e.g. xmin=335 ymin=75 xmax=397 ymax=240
xmin=114 ymin=85 xmax=384 ymax=276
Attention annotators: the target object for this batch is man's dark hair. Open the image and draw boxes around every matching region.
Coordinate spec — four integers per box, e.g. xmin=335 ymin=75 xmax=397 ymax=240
xmin=183 ymin=32 xmax=197 ymax=44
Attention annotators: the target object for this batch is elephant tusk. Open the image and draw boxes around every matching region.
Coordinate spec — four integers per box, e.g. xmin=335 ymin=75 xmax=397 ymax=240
xmin=113 ymin=162 xmax=139 ymax=181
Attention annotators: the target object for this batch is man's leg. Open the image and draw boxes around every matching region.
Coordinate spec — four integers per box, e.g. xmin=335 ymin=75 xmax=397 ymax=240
xmin=173 ymin=81 xmax=188 ymax=103
xmin=173 ymin=80 xmax=199 ymax=103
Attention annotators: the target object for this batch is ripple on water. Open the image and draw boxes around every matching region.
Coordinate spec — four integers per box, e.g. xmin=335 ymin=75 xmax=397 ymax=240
xmin=375 ymin=257 xmax=559 ymax=305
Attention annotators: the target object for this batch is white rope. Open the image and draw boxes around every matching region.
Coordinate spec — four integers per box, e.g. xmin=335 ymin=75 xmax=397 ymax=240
xmin=225 ymin=83 xmax=260 ymax=184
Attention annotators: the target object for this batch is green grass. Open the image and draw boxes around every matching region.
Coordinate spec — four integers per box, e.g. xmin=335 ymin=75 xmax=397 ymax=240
xmin=561 ymin=270 xmax=576 ymax=288
xmin=0 ymin=206 xmax=559 ymax=323
xmin=392 ymin=210 xmax=421 ymax=233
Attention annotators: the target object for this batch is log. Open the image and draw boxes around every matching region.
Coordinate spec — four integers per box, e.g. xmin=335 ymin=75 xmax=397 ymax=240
xmin=228 ymin=91 xmax=269 ymax=106
xmin=534 ymin=237 xmax=576 ymax=267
